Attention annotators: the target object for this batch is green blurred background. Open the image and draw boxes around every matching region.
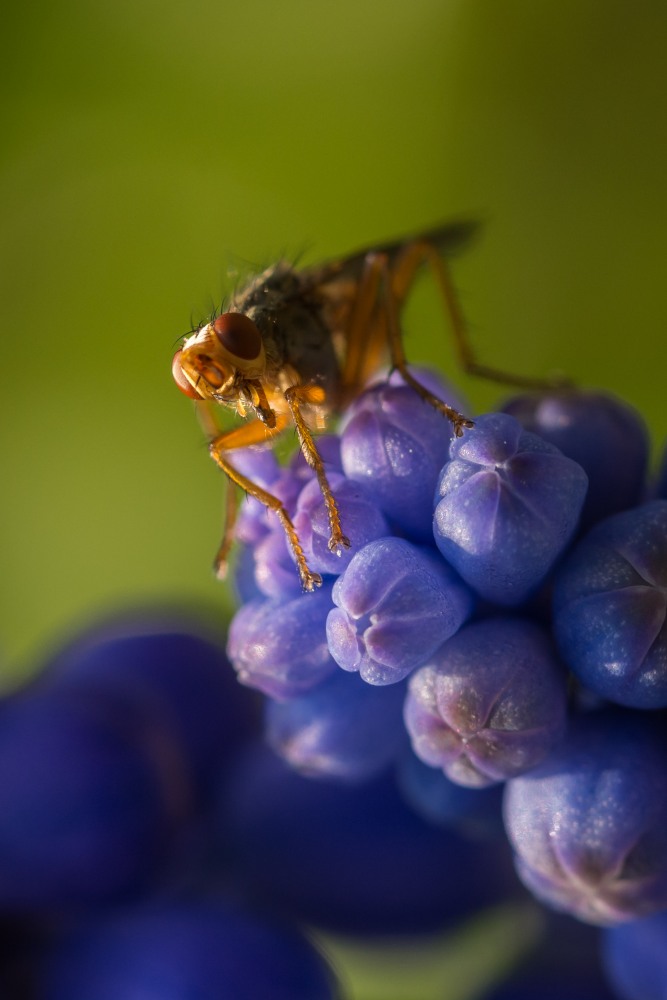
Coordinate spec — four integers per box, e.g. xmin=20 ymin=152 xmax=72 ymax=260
xmin=2 ymin=1 xmax=667 ymax=995
xmin=3 ymin=0 xmax=667 ymax=675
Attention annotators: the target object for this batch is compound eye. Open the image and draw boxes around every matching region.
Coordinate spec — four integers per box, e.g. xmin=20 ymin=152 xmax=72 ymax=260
xmin=212 ymin=312 xmax=263 ymax=363
xmin=171 ymin=350 xmax=201 ymax=399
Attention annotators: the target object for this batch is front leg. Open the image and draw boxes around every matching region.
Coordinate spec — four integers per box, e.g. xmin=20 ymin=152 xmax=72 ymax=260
xmin=206 ymin=411 xmax=323 ymax=592
xmin=283 ymin=384 xmax=351 ymax=556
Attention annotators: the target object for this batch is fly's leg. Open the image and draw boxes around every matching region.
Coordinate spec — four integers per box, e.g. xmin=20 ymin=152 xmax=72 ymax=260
xmin=195 ymin=402 xmax=245 ymax=577
xmin=203 ymin=408 xmax=323 ymax=592
xmin=216 ymin=480 xmax=239 ymax=579
xmin=340 ymin=251 xmax=473 ymax=436
xmin=391 ymin=239 xmax=572 ymax=391
xmin=283 ymin=384 xmax=351 ymax=555
xmin=376 ymin=251 xmax=473 ymax=436
xmin=339 ymin=255 xmax=387 ymax=396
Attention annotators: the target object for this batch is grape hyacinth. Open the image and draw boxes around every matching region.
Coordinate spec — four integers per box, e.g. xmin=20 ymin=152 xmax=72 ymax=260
xmin=0 ymin=613 xmax=340 ymax=998
xmin=339 ymin=368 xmax=468 ymax=542
xmin=5 ymin=362 xmax=667 ymax=998
xmin=602 ymin=910 xmax=667 ymax=1000
xmin=433 ymin=412 xmax=588 ymax=605
xmin=219 ymin=742 xmax=519 ymax=936
xmin=36 ymin=898 xmax=338 ymax=1000
xmin=553 ymin=500 xmax=667 ymax=708
xmin=225 ymin=366 xmax=667 ymax=951
xmin=503 ymin=709 xmax=667 ymax=924
xmin=227 ymin=584 xmax=338 ymax=699
xmin=404 ymin=616 xmax=568 ymax=787
xmin=0 ymin=615 xmax=258 ymax=913
xmin=264 ymin=668 xmax=408 ymax=781
xmin=502 ymin=390 xmax=649 ymax=531
xmin=480 ymin=911 xmax=619 ymax=1000
xmin=327 ymin=536 xmax=474 ymax=684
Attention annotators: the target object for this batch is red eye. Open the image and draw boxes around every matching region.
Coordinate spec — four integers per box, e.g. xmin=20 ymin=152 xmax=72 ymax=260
xmin=171 ymin=350 xmax=201 ymax=399
xmin=213 ymin=313 xmax=262 ymax=361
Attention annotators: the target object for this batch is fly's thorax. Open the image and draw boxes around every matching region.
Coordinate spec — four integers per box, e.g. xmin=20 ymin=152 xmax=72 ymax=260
xmin=228 ymin=264 xmax=341 ymax=395
xmin=229 ymin=262 xmax=302 ymax=316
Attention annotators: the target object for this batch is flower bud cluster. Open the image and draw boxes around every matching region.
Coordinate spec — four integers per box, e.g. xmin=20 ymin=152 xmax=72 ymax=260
xmin=0 ymin=617 xmax=338 ymax=996
xmin=3 ymin=364 xmax=664 ymax=998
xmin=227 ymin=364 xmax=667 ymax=977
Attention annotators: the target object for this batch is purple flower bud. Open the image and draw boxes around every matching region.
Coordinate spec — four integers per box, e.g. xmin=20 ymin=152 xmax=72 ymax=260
xmin=236 ymin=444 xmax=335 ymax=549
xmin=252 ymin=527 xmax=304 ymax=599
xmin=603 ymin=910 xmax=667 ymax=1000
xmin=236 ymin=440 xmax=345 ymax=597
xmin=233 ymin=543 xmax=265 ymax=603
xmin=220 ymin=743 xmax=518 ymax=936
xmin=503 ymin=710 xmax=667 ymax=924
xmin=233 ymin=447 xmax=282 ymax=547
xmin=484 ymin=912 xmax=618 ymax=1000
xmin=0 ymin=687 xmax=186 ymax=909
xmin=653 ymin=438 xmax=667 ymax=501
xmin=293 ymin=473 xmax=390 ymax=575
xmin=404 ymin=617 xmax=568 ymax=787
xmin=265 ymin=669 xmax=407 ymax=782
xmin=340 ymin=371 xmax=467 ymax=542
xmin=396 ymin=748 xmax=504 ymax=839
xmin=37 ymin=899 xmax=338 ymax=1000
xmin=433 ymin=412 xmax=588 ymax=605
xmin=237 ymin=470 xmax=318 ymax=601
xmin=326 ymin=537 xmax=474 ymax=685
xmin=289 ymin=433 xmax=343 ymax=477
xmin=43 ymin=615 xmax=257 ymax=793
xmin=553 ymin=500 xmax=667 ymax=708
xmin=232 ymin=446 xmax=282 ymax=484
xmin=227 ymin=587 xmax=337 ymax=700
xmin=503 ymin=390 xmax=649 ymax=531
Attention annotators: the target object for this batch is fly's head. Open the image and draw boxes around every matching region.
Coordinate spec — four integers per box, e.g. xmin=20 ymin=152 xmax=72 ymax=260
xmin=172 ymin=312 xmax=276 ymax=427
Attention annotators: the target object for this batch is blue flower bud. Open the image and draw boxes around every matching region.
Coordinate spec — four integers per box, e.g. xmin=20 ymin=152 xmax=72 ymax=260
xmin=228 ymin=586 xmax=337 ymax=700
xmin=233 ymin=543 xmax=265 ymax=603
xmin=233 ymin=447 xmax=282 ymax=547
xmin=503 ymin=390 xmax=649 ymax=531
xmin=404 ymin=617 xmax=568 ymax=787
xmin=44 ymin=616 xmax=257 ymax=794
xmin=340 ymin=371 xmax=467 ymax=542
xmin=293 ymin=472 xmax=390 ymax=575
xmin=653 ymin=438 xmax=667 ymax=501
xmin=433 ymin=412 xmax=588 ymax=605
xmin=0 ymin=687 xmax=186 ymax=909
xmin=37 ymin=899 xmax=337 ymax=1000
xmin=396 ymin=748 xmax=505 ymax=839
xmin=236 ymin=439 xmax=344 ymax=598
xmin=232 ymin=446 xmax=281 ymax=484
xmin=326 ymin=537 xmax=474 ymax=685
xmin=503 ymin=710 xmax=667 ymax=924
xmin=289 ymin=433 xmax=343 ymax=476
xmin=220 ymin=743 xmax=518 ymax=936
xmin=553 ymin=500 xmax=667 ymax=708
xmin=235 ymin=448 xmax=322 ymax=550
xmin=265 ymin=670 xmax=407 ymax=782
xmin=252 ymin=527 xmax=303 ymax=599
xmin=484 ymin=912 xmax=619 ymax=1000
xmin=603 ymin=910 xmax=667 ymax=1000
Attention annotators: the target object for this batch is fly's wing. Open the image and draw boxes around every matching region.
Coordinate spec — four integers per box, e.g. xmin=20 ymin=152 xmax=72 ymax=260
xmin=348 ymin=217 xmax=478 ymax=272
xmin=302 ymin=218 xmax=479 ymax=296
xmin=300 ymin=219 xmax=479 ymax=397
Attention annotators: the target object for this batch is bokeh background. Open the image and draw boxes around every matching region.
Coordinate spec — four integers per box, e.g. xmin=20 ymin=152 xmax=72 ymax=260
xmin=3 ymin=0 xmax=667 ymax=675
xmin=3 ymin=1 xmax=667 ymax=996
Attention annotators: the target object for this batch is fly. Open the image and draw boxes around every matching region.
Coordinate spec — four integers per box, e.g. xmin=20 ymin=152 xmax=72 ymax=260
xmin=172 ymin=220 xmax=551 ymax=591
